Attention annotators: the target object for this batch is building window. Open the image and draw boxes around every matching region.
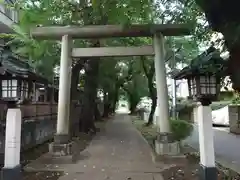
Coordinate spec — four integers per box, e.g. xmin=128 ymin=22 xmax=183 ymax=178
xmin=2 ymin=79 xmax=17 ymax=98
xmin=20 ymin=80 xmax=28 ymax=99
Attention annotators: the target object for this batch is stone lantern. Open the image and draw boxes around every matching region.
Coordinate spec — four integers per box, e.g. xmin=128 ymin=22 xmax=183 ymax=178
xmin=173 ymin=46 xmax=227 ymax=180
xmin=187 ymin=73 xmax=220 ymax=105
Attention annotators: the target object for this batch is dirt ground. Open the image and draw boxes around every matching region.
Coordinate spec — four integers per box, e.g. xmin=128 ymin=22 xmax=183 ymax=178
xmin=23 ymin=171 xmax=63 ymax=180
xmin=21 ymin=134 xmax=94 ymax=180
xmin=160 ymin=154 xmax=199 ymax=180
xmin=132 ymin=117 xmax=240 ymax=180
xmin=160 ymin=152 xmax=240 ymax=180
xmin=22 ymin=120 xmax=107 ymax=180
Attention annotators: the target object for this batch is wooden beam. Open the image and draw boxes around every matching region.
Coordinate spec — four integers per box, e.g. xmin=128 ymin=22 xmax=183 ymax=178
xmin=0 ymin=67 xmax=5 ymax=75
xmin=31 ymin=24 xmax=191 ymax=39
xmin=72 ymin=46 xmax=154 ymax=58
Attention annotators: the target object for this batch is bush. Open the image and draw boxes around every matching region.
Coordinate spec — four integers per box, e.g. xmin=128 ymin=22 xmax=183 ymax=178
xmin=170 ymin=119 xmax=193 ymax=141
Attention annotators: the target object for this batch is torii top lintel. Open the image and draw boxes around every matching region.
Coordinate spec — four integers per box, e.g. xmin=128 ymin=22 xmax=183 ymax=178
xmin=30 ymin=24 xmax=191 ymax=39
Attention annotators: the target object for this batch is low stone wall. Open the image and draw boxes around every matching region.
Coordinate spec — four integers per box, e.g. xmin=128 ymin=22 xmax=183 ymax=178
xmin=0 ymin=100 xmax=104 ymax=164
xmin=0 ymin=103 xmax=83 ymax=165
xmin=0 ymin=118 xmax=57 ymax=165
xmin=0 ymin=117 xmax=57 ymax=158
xmin=229 ymin=105 xmax=240 ymax=134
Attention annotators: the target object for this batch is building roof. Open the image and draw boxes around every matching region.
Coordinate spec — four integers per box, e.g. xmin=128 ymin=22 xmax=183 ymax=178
xmin=0 ymin=45 xmax=50 ymax=85
xmin=173 ymin=46 xmax=228 ymax=80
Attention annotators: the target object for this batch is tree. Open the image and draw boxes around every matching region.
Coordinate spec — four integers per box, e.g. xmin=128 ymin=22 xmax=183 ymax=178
xmin=120 ymin=58 xmax=149 ymax=114
xmin=140 ymin=56 xmax=156 ymax=124
xmin=126 ymin=0 xmax=205 ymax=125
xmin=77 ymin=0 xmax=156 ymax=133
xmin=190 ymin=0 xmax=240 ymax=91
xmin=5 ymin=0 xmax=156 ymax=133
xmin=98 ymin=58 xmax=125 ymax=117
xmin=4 ymin=0 xmax=211 ymax=132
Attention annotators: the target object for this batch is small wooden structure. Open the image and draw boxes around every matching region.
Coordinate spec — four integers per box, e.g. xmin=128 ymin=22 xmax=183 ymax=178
xmin=0 ymin=45 xmax=58 ymax=121
xmin=0 ymin=45 xmax=55 ymax=102
xmin=173 ymin=46 xmax=227 ymax=101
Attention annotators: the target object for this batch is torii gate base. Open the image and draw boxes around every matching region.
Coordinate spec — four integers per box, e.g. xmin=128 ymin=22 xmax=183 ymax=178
xmin=30 ymin=24 xmax=190 ymax=157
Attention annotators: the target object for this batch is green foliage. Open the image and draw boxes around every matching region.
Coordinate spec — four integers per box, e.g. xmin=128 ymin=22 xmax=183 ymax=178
xmin=4 ymin=0 xmax=214 ymax=110
xmin=6 ymin=0 xmax=156 ymax=81
xmin=231 ymin=92 xmax=240 ymax=105
xmin=170 ymin=118 xmax=193 ymax=141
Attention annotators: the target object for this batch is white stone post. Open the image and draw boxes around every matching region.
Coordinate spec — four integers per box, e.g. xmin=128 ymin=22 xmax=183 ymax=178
xmin=55 ymin=35 xmax=72 ymax=143
xmin=1 ymin=108 xmax=22 ymax=180
xmin=197 ymin=105 xmax=217 ymax=180
xmin=153 ymin=33 xmax=170 ymax=133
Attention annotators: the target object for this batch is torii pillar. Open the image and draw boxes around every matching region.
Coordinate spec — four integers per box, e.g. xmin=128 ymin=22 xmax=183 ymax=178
xmin=49 ymin=35 xmax=73 ymax=155
xmin=153 ymin=33 xmax=179 ymax=155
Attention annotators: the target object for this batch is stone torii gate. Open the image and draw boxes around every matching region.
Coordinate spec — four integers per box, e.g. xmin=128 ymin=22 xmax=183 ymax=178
xmin=30 ymin=24 xmax=190 ymax=155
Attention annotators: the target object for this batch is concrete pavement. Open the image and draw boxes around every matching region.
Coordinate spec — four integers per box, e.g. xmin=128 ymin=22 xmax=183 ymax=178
xmin=185 ymin=124 xmax=240 ymax=171
xmin=26 ymin=114 xmax=166 ymax=180
xmin=58 ymin=114 xmax=165 ymax=180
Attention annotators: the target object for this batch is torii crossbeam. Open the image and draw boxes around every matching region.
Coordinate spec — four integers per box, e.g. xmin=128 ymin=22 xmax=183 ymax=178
xmin=30 ymin=24 xmax=190 ymax=39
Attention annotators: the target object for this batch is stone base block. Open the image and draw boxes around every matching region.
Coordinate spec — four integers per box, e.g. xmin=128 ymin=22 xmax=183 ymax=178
xmin=155 ymin=153 xmax=187 ymax=164
xmin=229 ymin=105 xmax=240 ymax=134
xmin=199 ymin=164 xmax=217 ymax=180
xmin=49 ymin=142 xmax=73 ymax=156
xmin=1 ymin=165 xmax=22 ymax=180
xmin=155 ymin=140 xmax=180 ymax=156
xmin=155 ymin=133 xmax=180 ymax=156
xmin=54 ymin=134 xmax=70 ymax=144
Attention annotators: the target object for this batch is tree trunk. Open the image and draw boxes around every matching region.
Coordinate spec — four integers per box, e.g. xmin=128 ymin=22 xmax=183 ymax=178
xmin=147 ymin=76 xmax=157 ymax=126
xmin=94 ymin=102 xmax=101 ymax=121
xmin=128 ymin=93 xmax=139 ymax=114
xmin=69 ymin=60 xmax=86 ymax=136
xmin=78 ymin=0 xmax=108 ymax=132
xmin=80 ymin=58 xmax=99 ymax=133
xmin=147 ymin=95 xmax=157 ymax=126
xmin=228 ymin=45 xmax=240 ymax=91
xmin=112 ymin=85 xmax=119 ymax=113
xmin=79 ymin=40 xmax=101 ymax=133
xmin=70 ymin=60 xmax=86 ymax=101
xmin=102 ymin=91 xmax=112 ymax=117
xmin=140 ymin=58 xmax=156 ymax=125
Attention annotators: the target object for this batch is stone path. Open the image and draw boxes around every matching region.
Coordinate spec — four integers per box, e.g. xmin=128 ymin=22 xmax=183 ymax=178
xmin=57 ymin=114 xmax=165 ymax=180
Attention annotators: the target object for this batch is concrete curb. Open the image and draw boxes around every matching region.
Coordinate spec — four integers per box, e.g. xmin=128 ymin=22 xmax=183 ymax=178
xmin=130 ymin=117 xmax=157 ymax=164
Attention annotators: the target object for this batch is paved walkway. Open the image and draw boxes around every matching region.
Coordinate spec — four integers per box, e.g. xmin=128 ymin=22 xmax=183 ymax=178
xmin=55 ymin=114 xmax=165 ymax=179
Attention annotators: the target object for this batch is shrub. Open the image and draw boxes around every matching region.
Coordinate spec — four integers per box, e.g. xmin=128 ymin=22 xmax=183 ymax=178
xmin=170 ymin=118 xmax=193 ymax=141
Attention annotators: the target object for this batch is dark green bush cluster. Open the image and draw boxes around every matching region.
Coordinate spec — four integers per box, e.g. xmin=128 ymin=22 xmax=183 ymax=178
xmin=232 ymin=92 xmax=240 ymax=104
xmin=170 ymin=118 xmax=193 ymax=141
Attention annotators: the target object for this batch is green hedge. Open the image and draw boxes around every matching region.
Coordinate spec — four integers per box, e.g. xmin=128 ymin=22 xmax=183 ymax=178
xmin=176 ymin=103 xmax=195 ymax=123
xmin=170 ymin=119 xmax=193 ymax=141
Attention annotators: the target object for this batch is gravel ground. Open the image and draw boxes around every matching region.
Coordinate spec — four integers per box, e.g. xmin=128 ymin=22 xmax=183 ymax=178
xmin=21 ymin=120 xmax=106 ymax=180
xmin=23 ymin=171 xmax=63 ymax=180
xmin=132 ymin=117 xmax=240 ymax=180
xmin=21 ymin=141 xmax=64 ymax=180
xmin=161 ymin=153 xmax=240 ymax=180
